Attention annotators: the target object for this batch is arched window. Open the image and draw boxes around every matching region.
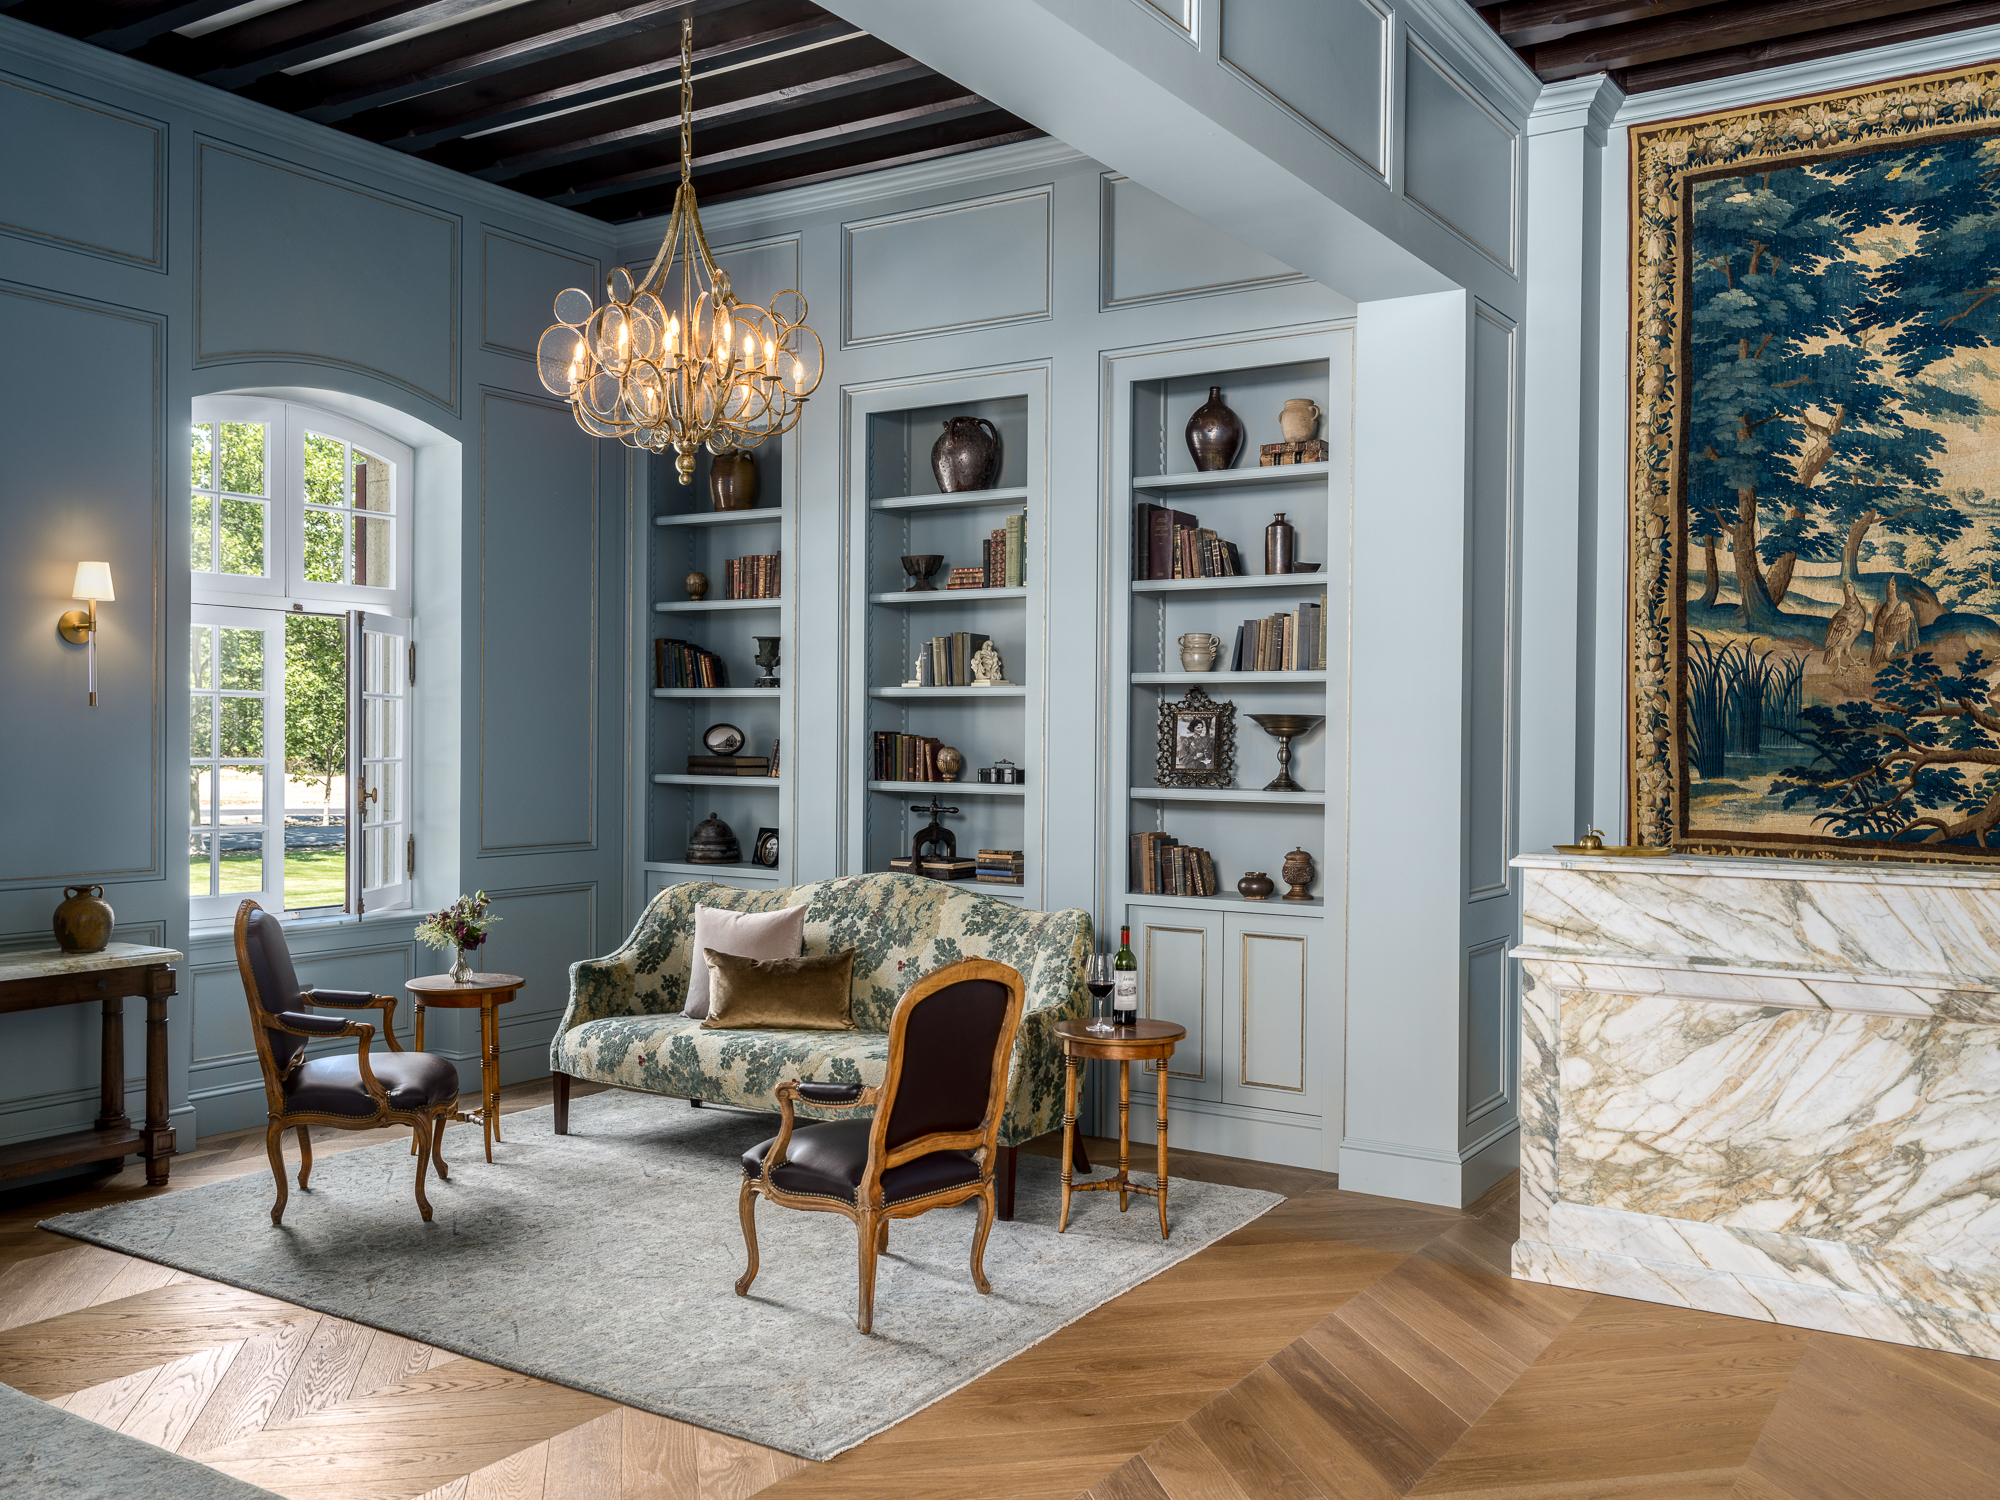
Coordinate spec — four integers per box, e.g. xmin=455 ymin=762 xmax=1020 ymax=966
xmin=189 ymin=397 xmax=413 ymax=921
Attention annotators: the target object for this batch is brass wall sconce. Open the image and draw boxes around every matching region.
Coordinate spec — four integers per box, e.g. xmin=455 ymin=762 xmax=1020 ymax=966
xmin=58 ymin=560 xmax=114 ymax=707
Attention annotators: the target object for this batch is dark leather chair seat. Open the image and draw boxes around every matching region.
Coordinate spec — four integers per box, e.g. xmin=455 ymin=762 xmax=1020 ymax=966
xmin=288 ymin=1052 xmax=459 ymax=1117
xmin=743 ymin=1119 xmax=979 ymax=1206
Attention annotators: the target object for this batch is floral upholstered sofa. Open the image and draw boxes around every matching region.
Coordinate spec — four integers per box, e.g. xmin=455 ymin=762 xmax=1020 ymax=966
xmin=548 ymin=871 xmax=1091 ymax=1217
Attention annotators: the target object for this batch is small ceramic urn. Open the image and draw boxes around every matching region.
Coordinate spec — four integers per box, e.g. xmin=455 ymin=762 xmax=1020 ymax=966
xmin=1282 ymin=847 xmax=1315 ymax=901
xmin=1279 ymin=398 xmax=1321 ymax=443
xmin=932 ymin=416 xmax=1001 ymax=492
xmin=1185 ymin=387 xmax=1243 ymax=472
xmin=53 ymin=884 xmax=114 ymax=954
xmin=1237 ymin=871 xmax=1275 ymax=901
xmin=937 ymin=746 xmax=965 ymax=783
xmin=1178 ymin=632 xmax=1220 ymax=672
xmin=685 ymin=570 xmax=709 ymax=601
xmin=709 ymin=449 xmax=757 ymax=511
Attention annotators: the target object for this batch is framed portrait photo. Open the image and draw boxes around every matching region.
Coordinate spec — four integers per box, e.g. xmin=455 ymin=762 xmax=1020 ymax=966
xmin=1156 ymin=686 xmax=1235 ymax=789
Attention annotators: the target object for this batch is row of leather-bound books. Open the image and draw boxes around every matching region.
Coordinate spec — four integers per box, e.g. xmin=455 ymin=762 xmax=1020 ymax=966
xmin=1129 ymin=832 xmax=1218 ymax=896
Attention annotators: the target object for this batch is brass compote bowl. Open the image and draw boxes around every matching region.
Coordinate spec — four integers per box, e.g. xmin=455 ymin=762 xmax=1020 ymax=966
xmin=1247 ymin=714 xmax=1324 ymax=792
xmin=900 ymin=554 xmax=944 ymax=591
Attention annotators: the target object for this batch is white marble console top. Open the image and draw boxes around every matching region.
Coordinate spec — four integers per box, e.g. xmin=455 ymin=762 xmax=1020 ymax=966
xmin=1515 ymin=846 xmax=2000 ymax=890
xmin=0 ymin=944 xmax=184 ymax=984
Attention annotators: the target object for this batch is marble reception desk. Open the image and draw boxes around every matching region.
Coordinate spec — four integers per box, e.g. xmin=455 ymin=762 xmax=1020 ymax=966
xmin=1512 ymin=849 xmax=2000 ymax=1360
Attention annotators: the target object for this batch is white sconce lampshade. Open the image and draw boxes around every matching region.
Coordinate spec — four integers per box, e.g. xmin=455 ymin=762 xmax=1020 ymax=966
xmin=71 ymin=561 xmax=115 ymax=601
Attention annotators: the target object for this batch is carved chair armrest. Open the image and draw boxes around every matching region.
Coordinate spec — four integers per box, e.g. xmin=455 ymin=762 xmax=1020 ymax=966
xmin=762 ymin=1081 xmax=879 ymax=1186
xmin=302 ymin=990 xmax=403 ymax=1050
xmin=270 ymin=1014 xmax=387 ymax=1105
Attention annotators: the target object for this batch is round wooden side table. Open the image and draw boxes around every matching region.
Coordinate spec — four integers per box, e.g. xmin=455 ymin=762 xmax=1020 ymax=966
xmin=1054 ymin=1018 xmax=1187 ymax=1240
xmin=406 ymin=973 xmax=524 ymax=1163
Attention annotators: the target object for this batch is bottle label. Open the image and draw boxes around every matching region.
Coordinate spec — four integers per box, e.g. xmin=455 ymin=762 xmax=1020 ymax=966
xmin=1114 ymin=972 xmax=1137 ymax=1017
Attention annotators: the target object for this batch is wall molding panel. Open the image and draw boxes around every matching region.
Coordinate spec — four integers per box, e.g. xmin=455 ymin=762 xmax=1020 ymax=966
xmin=0 ymin=73 xmax=163 ymax=270
xmin=1098 ymin=172 xmax=1308 ymax=310
xmin=1217 ymin=0 xmax=1389 ymax=176
xmin=195 ymin=139 xmax=461 ymax=410
xmin=1402 ymin=35 xmax=1519 ymax=272
xmin=842 ymin=186 xmax=1052 ymax=346
xmin=481 ymin=228 xmax=597 ymax=364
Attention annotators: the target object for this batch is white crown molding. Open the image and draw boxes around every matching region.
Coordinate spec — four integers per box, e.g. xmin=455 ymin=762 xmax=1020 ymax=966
xmin=0 ymin=13 xmax=616 ymax=250
xmin=614 ymin=136 xmax=1090 ymax=254
xmin=1395 ymin=0 xmax=1544 ymax=129
xmin=1525 ymin=74 xmax=1623 ymax=142
xmin=1613 ymin=21 xmax=2000 ymax=125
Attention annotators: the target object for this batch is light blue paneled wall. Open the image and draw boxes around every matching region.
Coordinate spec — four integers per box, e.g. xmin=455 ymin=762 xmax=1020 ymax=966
xmin=0 ymin=16 xmax=624 ymax=1150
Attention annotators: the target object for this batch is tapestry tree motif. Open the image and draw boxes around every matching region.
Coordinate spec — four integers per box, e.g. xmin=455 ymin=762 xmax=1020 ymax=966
xmin=1632 ymin=68 xmax=2000 ymax=858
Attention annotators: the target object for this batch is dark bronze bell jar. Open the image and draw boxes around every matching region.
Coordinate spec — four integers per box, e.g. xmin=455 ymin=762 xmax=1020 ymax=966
xmin=687 ymin=811 xmax=740 ymax=864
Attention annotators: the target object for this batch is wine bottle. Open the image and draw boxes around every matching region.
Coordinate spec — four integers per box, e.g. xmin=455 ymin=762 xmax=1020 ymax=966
xmin=1113 ymin=925 xmax=1138 ymax=1026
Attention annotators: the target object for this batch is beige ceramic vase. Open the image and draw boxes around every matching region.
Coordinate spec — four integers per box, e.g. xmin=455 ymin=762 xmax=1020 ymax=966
xmin=1178 ymin=632 xmax=1220 ymax=672
xmin=1279 ymin=398 xmax=1321 ymax=443
xmin=685 ymin=570 xmax=709 ymax=600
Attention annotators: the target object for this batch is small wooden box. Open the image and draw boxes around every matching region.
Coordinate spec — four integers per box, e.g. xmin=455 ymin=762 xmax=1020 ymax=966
xmin=1258 ymin=440 xmax=1327 ymax=466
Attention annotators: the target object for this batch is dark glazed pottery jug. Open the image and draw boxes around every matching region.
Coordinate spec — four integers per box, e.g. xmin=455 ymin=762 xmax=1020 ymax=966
xmin=709 ymin=449 xmax=758 ymax=511
xmin=54 ymin=884 xmax=114 ymax=953
xmin=931 ymin=416 xmax=1001 ymax=493
xmin=1237 ymin=871 xmax=1275 ymax=902
xmin=1185 ymin=386 xmax=1243 ymax=472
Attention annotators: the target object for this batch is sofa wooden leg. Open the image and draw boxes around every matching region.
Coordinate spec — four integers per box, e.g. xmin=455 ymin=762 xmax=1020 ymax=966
xmin=996 ymin=1145 xmax=1017 ymax=1222
xmin=552 ymin=1070 xmax=570 ymax=1135
xmin=689 ymin=1096 xmax=703 ymax=1108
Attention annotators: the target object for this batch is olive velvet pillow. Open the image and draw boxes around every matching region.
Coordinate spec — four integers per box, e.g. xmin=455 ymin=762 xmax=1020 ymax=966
xmin=699 ymin=947 xmax=859 ymax=1031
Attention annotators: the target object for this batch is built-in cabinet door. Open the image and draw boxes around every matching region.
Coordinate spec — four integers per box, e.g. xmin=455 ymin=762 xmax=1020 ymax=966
xmin=1127 ymin=904 xmax=1222 ymax=1103
xmin=1222 ymin=912 xmax=1317 ymax=1115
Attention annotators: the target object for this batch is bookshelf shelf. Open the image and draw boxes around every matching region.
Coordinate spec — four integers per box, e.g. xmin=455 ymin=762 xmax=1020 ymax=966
xmin=869 ymin=485 xmax=1029 ymax=514
xmin=650 ymin=687 xmax=779 ymax=699
xmin=870 ymin=686 xmax=1026 ymax=699
xmin=652 ymin=774 xmax=781 ymax=788
xmin=1132 ymin=462 xmax=1332 ymax=494
xmin=1130 ymin=787 xmax=1327 ymax=805
xmin=868 ymin=587 xmax=1027 ymax=606
xmin=868 ymin=780 xmax=1025 ymax=796
xmin=643 ymin=860 xmax=786 ymax=881
xmin=654 ymin=598 xmax=781 ymax=613
xmin=654 ymin=508 xmax=789 ymax=528
xmin=1131 ymin=575 xmax=1323 ymax=596
xmin=853 ymin=377 xmax=1043 ymax=904
xmin=1132 ymin=671 xmax=1327 ymax=686
xmin=1125 ymin=889 xmax=1324 ymax=914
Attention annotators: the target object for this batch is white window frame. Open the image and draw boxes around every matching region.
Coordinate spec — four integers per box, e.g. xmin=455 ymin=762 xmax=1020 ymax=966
xmin=190 ymin=396 xmax=416 ymax=920
xmin=188 ymin=606 xmax=286 ymax=925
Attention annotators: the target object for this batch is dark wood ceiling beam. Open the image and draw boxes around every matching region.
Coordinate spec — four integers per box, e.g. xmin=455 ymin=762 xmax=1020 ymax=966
xmin=463 ymin=54 xmax=932 ymax=183
xmin=118 ymin=0 xmax=495 ymax=89
xmin=0 ymin=0 xmax=247 ymax=44
xmin=348 ymin=14 xmax=858 ymax=148
xmin=592 ymin=116 xmax=1039 ymax=218
xmin=548 ymin=92 xmax=993 ymax=206
xmin=1527 ymin=0 xmax=1949 ymax=79
xmin=1481 ymin=0 xmax=1716 ymax=48
xmin=420 ymin=30 xmax=904 ymax=171
xmin=1617 ymin=0 xmax=2000 ymax=89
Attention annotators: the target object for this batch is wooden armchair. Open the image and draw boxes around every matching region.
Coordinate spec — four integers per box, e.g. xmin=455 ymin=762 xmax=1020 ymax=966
xmin=234 ymin=900 xmax=460 ymax=1225
xmin=735 ymin=957 xmax=1025 ymax=1334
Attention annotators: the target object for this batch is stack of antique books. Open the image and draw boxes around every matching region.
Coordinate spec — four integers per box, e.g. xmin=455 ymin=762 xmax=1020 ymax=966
xmin=1133 ymin=503 xmax=1244 ymax=579
xmin=655 ymin=638 xmax=726 ymax=689
xmin=685 ymin=753 xmax=769 ymax=778
xmin=1128 ymin=832 xmax=1219 ymax=896
xmin=975 ymin=849 xmax=1023 ymax=885
xmin=888 ymin=854 xmax=977 ymax=880
xmin=722 ymin=554 xmax=781 ymax=599
xmin=872 ymin=732 xmax=946 ymax=782
xmin=1227 ymin=595 xmax=1327 ymax=671
xmin=906 ymin=631 xmax=991 ymax=687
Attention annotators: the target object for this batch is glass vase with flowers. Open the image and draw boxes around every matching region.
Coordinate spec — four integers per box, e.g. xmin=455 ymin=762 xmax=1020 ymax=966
xmin=416 ymin=892 xmax=500 ymax=983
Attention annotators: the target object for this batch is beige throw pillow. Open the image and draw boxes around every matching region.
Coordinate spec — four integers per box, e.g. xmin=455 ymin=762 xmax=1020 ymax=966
xmin=700 ymin=948 xmax=859 ymax=1031
xmin=685 ymin=902 xmax=807 ymax=1019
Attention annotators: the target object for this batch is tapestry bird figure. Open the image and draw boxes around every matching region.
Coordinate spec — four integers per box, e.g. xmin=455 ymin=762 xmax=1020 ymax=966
xmin=1824 ymin=579 xmax=1867 ymax=670
xmin=1871 ymin=576 xmax=1917 ymax=664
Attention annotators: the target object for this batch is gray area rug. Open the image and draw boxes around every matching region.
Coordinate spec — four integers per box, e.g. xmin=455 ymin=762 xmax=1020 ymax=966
xmin=0 ymin=1380 xmax=280 ymax=1500
xmin=42 ymin=1091 xmax=1279 ymax=1461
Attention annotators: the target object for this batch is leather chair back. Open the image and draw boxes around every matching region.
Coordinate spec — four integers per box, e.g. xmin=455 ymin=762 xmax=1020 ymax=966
xmin=240 ymin=904 xmax=308 ymax=1071
xmin=880 ymin=976 xmax=1014 ymax=1151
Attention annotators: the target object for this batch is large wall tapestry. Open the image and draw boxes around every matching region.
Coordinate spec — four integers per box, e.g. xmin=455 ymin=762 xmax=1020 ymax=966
xmin=1632 ymin=66 xmax=2000 ymax=862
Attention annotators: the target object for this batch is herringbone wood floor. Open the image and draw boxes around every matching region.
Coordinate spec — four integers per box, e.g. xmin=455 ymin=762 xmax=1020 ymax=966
xmin=3 ymin=1083 xmax=1997 ymax=1499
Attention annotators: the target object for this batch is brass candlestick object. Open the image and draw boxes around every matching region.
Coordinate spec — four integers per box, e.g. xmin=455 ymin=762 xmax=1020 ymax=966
xmin=1247 ymin=714 xmax=1323 ymax=792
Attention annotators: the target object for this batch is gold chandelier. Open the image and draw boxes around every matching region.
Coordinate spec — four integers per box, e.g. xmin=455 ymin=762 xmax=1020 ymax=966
xmin=537 ymin=18 xmax=823 ymax=483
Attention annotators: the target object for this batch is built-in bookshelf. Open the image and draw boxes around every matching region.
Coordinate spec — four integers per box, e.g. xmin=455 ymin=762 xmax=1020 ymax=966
xmin=642 ymin=443 xmax=793 ymax=899
xmin=1107 ymin=333 xmax=1350 ymax=1166
xmin=847 ymin=369 xmax=1047 ymax=905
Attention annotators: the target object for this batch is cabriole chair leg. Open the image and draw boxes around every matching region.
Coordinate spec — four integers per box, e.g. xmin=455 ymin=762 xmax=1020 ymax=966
xmin=856 ymin=1214 xmax=880 ymax=1335
xmin=431 ymin=1112 xmax=451 ymax=1180
xmin=412 ymin=1122 xmax=435 ymax=1221
xmin=734 ymin=1179 xmax=760 ymax=1296
xmin=265 ymin=1120 xmax=289 ymax=1226
xmin=295 ymin=1125 xmax=312 ymax=1190
xmin=971 ymin=1183 xmax=996 ymax=1295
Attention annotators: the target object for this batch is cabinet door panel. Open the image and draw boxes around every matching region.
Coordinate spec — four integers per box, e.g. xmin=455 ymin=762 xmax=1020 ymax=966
xmin=1224 ymin=917 xmax=1314 ymax=1113
xmin=1127 ymin=905 xmax=1220 ymax=1102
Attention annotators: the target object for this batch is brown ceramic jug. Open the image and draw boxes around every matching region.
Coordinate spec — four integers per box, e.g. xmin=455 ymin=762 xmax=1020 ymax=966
xmin=54 ymin=885 xmax=114 ymax=953
xmin=709 ymin=449 xmax=757 ymax=510
xmin=1237 ymin=871 xmax=1275 ymax=901
xmin=1185 ymin=386 xmax=1244 ymax=471
xmin=931 ymin=416 xmax=1001 ymax=493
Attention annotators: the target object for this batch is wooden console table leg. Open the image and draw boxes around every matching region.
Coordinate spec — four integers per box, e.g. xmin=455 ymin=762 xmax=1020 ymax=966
xmin=1118 ymin=1060 xmax=1131 ymax=1213
xmin=142 ymin=987 xmax=174 ymax=1186
xmin=1058 ymin=1055 xmax=1079 ymax=1233
xmin=96 ymin=992 xmax=128 ymax=1131
xmin=1156 ymin=1063 xmax=1170 ymax=1241
xmin=486 ymin=1000 xmax=502 ymax=1146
